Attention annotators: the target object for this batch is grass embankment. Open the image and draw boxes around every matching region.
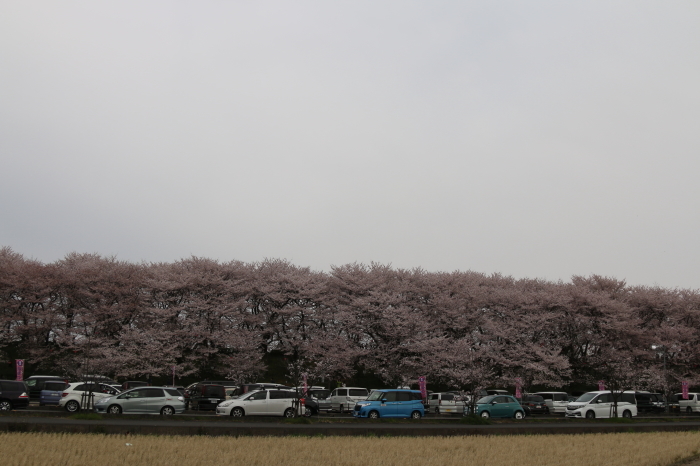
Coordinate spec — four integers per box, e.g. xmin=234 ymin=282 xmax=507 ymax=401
xmin=1 ymin=432 xmax=699 ymax=466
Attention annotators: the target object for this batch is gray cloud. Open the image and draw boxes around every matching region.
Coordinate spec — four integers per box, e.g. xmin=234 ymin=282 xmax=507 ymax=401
xmin=1 ymin=0 xmax=699 ymax=288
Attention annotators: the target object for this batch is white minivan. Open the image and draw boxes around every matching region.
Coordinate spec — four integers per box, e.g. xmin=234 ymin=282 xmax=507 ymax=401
xmin=329 ymin=387 xmax=369 ymax=412
xmin=678 ymin=393 xmax=700 ymax=414
xmin=565 ymin=391 xmax=637 ymax=419
xmin=533 ymin=392 xmax=570 ymax=414
xmin=428 ymin=392 xmax=466 ymax=414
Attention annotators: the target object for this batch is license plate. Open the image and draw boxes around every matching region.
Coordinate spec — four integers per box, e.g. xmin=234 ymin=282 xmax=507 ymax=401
xmin=209 ymin=398 xmax=219 ymax=402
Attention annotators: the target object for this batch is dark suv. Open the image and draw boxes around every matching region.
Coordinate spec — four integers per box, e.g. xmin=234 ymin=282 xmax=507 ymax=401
xmin=635 ymin=392 xmax=666 ymax=413
xmin=186 ymin=384 xmax=226 ymax=410
xmin=520 ymin=394 xmax=549 ymax=415
xmin=0 ymin=380 xmax=30 ymax=411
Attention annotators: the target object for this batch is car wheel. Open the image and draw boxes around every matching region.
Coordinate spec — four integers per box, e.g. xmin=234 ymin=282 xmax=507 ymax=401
xmin=622 ymin=410 xmax=632 ymax=419
xmin=480 ymin=411 xmax=490 ymax=419
xmin=231 ymin=407 xmax=244 ymax=417
xmin=284 ymin=408 xmax=295 ymax=418
xmin=585 ymin=410 xmax=595 ymax=419
xmin=514 ymin=410 xmax=525 ymax=420
xmin=108 ymin=404 xmax=122 ymax=415
xmin=161 ymin=406 xmax=175 ymax=416
xmin=411 ymin=410 xmax=422 ymax=420
xmin=65 ymin=400 xmax=80 ymax=413
xmin=687 ymin=407 xmax=693 ymax=414
xmin=304 ymin=407 xmax=313 ymax=417
xmin=434 ymin=407 xmax=440 ymax=414
xmin=368 ymin=410 xmax=380 ymax=419
xmin=0 ymin=400 xmax=12 ymax=411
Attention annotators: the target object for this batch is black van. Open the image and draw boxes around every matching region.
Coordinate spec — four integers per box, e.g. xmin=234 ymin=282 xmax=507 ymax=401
xmin=187 ymin=384 xmax=226 ymax=411
xmin=0 ymin=380 xmax=30 ymax=411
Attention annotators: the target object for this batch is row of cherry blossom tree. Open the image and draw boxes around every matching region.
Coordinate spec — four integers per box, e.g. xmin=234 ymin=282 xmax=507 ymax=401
xmin=1 ymin=247 xmax=699 ymax=395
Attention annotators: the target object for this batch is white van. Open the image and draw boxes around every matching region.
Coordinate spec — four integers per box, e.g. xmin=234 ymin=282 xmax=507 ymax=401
xmin=565 ymin=391 xmax=637 ymax=419
xmin=329 ymin=387 xmax=369 ymax=412
xmin=428 ymin=392 xmax=466 ymax=414
xmin=533 ymin=392 xmax=570 ymax=414
xmin=678 ymin=393 xmax=700 ymax=414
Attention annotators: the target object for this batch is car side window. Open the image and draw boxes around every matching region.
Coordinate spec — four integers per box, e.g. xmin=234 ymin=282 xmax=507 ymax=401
xmin=396 ymin=392 xmax=411 ymax=402
xmin=250 ymin=391 xmax=267 ymax=401
xmin=146 ymin=389 xmax=164 ymax=398
xmin=383 ymin=392 xmax=398 ymax=402
xmin=337 ymin=389 xmax=347 ymax=397
xmin=411 ymin=392 xmax=423 ymax=401
xmin=349 ymin=389 xmax=367 ymax=397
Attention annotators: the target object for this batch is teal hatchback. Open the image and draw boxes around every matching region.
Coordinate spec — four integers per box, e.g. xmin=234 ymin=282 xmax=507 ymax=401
xmin=475 ymin=395 xmax=526 ymax=419
xmin=353 ymin=389 xmax=424 ymax=419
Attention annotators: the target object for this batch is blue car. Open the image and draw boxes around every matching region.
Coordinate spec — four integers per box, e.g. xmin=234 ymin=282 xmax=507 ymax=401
xmin=353 ymin=389 xmax=424 ymax=419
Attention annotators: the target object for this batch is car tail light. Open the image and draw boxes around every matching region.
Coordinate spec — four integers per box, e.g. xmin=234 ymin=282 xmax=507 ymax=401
xmin=62 ymin=392 xmax=69 ymax=397
xmin=19 ymin=392 xmax=28 ymax=398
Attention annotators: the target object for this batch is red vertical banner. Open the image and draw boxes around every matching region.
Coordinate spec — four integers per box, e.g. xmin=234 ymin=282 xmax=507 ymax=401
xmin=682 ymin=381 xmax=689 ymax=399
xmin=15 ymin=359 xmax=24 ymax=381
xmin=303 ymin=373 xmax=307 ymax=396
xmin=418 ymin=376 xmax=427 ymax=400
xmin=515 ymin=378 xmax=522 ymax=398
xmin=598 ymin=380 xmax=605 ymax=391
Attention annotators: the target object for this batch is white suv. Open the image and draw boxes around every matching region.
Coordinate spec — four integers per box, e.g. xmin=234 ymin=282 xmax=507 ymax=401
xmin=216 ymin=389 xmax=297 ymax=417
xmin=329 ymin=387 xmax=369 ymax=413
xmin=59 ymin=382 xmax=120 ymax=412
xmin=565 ymin=391 xmax=637 ymax=419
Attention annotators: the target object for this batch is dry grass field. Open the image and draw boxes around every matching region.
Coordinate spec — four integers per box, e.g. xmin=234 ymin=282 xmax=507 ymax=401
xmin=1 ymin=431 xmax=699 ymax=466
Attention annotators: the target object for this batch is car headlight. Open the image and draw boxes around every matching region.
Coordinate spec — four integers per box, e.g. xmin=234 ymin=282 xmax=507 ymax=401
xmin=96 ymin=397 xmax=111 ymax=404
xmin=357 ymin=402 xmax=371 ymax=408
xmin=219 ymin=401 xmax=234 ymax=408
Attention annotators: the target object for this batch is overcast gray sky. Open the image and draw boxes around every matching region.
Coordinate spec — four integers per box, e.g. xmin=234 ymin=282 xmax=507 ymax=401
xmin=1 ymin=1 xmax=699 ymax=288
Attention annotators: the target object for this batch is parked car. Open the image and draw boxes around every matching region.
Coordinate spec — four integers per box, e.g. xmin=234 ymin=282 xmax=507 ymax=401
xmin=59 ymin=382 xmax=120 ymax=412
xmin=329 ymin=387 xmax=369 ymax=413
xmin=678 ymin=392 xmax=700 ymax=414
xmin=634 ymin=392 xmax=666 ymax=413
xmin=353 ymin=389 xmax=424 ymax=419
xmin=0 ymin=380 xmax=30 ymax=411
xmin=24 ymin=375 xmax=70 ymax=400
xmin=39 ymin=381 xmax=69 ymax=406
xmin=307 ymin=388 xmax=332 ymax=411
xmin=216 ymin=389 xmax=297 ymax=417
xmin=94 ymin=387 xmax=185 ymax=415
xmin=486 ymin=389 xmax=510 ymax=396
xmin=565 ymin=391 xmax=637 ymax=419
xmin=300 ymin=396 xmax=321 ymax=416
xmin=121 ymin=381 xmax=148 ymax=391
xmin=232 ymin=383 xmax=292 ymax=398
xmin=532 ymin=392 xmax=570 ymax=415
xmin=428 ymin=392 xmax=465 ymax=414
xmin=520 ymin=394 xmax=549 ymax=415
xmin=668 ymin=393 xmax=681 ymax=413
xmin=187 ymin=383 xmax=226 ymax=411
xmin=474 ymin=395 xmax=526 ymax=419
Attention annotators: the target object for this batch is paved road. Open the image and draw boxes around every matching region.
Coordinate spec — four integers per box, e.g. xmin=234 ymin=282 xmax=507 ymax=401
xmin=4 ymin=414 xmax=700 ymax=437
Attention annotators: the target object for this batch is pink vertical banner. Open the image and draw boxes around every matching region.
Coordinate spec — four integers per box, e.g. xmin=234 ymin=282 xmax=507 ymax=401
xmin=418 ymin=376 xmax=427 ymax=399
xmin=682 ymin=381 xmax=689 ymax=399
xmin=302 ymin=373 xmax=307 ymax=396
xmin=515 ymin=378 xmax=522 ymax=398
xmin=15 ymin=359 xmax=24 ymax=381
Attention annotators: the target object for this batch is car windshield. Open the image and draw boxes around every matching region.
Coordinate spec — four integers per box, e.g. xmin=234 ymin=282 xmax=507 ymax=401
xmin=366 ymin=391 xmax=385 ymax=401
xmin=576 ymin=393 xmax=597 ymax=403
xmin=477 ymin=396 xmax=495 ymax=404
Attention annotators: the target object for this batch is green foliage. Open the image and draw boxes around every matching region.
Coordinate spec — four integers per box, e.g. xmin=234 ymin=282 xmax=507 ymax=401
xmin=459 ymin=415 xmax=491 ymax=425
xmin=69 ymin=413 xmax=102 ymax=420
